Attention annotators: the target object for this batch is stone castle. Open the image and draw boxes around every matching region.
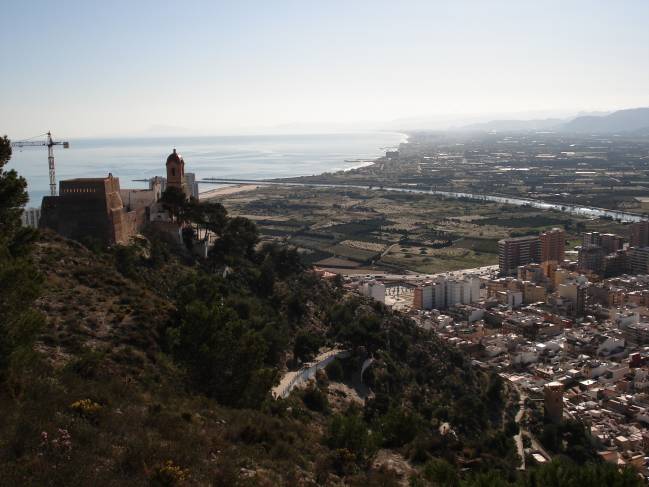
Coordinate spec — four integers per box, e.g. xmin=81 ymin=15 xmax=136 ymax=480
xmin=40 ymin=149 xmax=194 ymax=245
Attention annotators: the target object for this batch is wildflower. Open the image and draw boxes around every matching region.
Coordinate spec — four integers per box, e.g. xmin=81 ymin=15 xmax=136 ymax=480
xmin=149 ymin=460 xmax=189 ymax=486
xmin=70 ymin=399 xmax=102 ymax=418
xmin=38 ymin=428 xmax=73 ymax=461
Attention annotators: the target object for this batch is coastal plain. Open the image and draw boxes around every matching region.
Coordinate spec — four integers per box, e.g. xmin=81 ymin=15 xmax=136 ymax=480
xmin=210 ymin=184 xmax=630 ymax=275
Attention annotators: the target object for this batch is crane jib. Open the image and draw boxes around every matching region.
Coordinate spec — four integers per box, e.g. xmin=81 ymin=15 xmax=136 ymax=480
xmin=9 ymin=132 xmax=69 ymax=197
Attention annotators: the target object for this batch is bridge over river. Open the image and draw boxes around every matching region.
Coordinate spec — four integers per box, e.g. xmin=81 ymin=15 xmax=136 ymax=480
xmin=198 ymin=178 xmax=647 ymax=223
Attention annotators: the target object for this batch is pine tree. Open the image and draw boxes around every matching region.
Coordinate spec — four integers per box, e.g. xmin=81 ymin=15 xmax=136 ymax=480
xmin=0 ymin=135 xmax=43 ymax=381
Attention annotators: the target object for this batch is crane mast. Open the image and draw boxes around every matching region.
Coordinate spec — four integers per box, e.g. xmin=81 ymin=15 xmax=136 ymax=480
xmin=11 ymin=131 xmax=69 ymax=196
xmin=47 ymin=132 xmax=56 ymax=197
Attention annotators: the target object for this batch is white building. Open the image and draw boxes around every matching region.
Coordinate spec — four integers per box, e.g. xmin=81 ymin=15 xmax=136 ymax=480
xmin=360 ymin=280 xmax=386 ymax=304
xmin=21 ymin=207 xmax=41 ymax=228
xmin=416 ymin=276 xmax=481 ymax=310
xmin=506 ymin=290 xmax=523 ymax=308
xmin=445 ymin=276 xmax=480 ymax=308
xmin=185 ymin=172 xmax=200 ymax=199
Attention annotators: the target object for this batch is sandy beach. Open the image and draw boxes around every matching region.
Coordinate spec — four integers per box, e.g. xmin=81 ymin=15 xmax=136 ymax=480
xmin=199 ymin=184 xmax=262 ymax=200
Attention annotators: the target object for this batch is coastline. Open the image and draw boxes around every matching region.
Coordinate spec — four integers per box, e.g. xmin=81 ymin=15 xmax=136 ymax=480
xmin=199 ymin=184 xmax=261 ymax=200
xmin=19 ymin=131 xmax=407 ymax=206
xmin=197 ymin=131 xmax=410 ymax=198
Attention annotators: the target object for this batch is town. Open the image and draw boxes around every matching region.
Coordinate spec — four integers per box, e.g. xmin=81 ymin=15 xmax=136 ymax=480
xmin=345 ymin=221 xmax=649 ymax=476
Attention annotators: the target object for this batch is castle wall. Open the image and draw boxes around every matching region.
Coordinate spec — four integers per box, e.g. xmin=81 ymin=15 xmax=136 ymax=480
xmin=40 ymin=175 xmax=142 ymax=245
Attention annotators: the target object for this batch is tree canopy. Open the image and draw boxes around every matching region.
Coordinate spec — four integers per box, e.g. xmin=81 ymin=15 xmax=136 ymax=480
xmin=0 ymin=135 xmax=43 ymax=381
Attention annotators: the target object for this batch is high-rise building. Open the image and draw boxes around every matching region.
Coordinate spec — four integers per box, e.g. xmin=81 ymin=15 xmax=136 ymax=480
xmin=582 ymin=231 xmax=600 ymax=248
xmin=413 ymin=284 xmax=433 ymax=310
xmin=544 ymin=382 xmax=564 ymax=423
xmin=629 ymin=247 xmax=649 ymax=275
xmin=602 ymin=250 xmax=628 ymax=277
xmin=582 ymin=232 xmax=625 ymax=254
xmin=21 ymin=207 xmax=41 ymax=228
xmin=577 ymin=245 xmax=606 ymax=274
xmin=600 ymin=234 xmax=625 ymax=254
xmin=413 ymin=276 xmax=479 ymax=310
xmin=630 ymin=221 xmax=649 ymax=248
xmin=498 ymin=235 xmax=541 ymax=275
xmin=360 ymin=280 xmax=385 ymax=304
xmin=540 ymin=227 xmax=565 ymax=264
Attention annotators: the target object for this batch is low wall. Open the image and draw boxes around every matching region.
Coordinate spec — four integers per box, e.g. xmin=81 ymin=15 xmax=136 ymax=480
xmin=273 ymin=349 xmax=350 ymax=399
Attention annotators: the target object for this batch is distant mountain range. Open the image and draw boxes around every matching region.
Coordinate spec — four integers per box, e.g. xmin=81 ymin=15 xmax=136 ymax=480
xmin=456 ymin=107 xmax=649 ymax=134
xmin=562 ymin=107 xmax=649 ymax=133
xmin=458 ymin=118 xmax=567 ymax=132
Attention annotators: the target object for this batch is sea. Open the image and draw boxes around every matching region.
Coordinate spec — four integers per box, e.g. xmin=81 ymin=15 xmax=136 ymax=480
xmin=7 ymin=132 xmax=407 ymax=206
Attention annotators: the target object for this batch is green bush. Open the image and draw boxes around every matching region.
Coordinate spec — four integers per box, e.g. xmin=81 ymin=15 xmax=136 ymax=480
xmin=327 ymin=413 xmax=378 ymax=462
xmin=302 ymin=385 xmax=328 ymax=412
xmin=422 ymin=458 xmax=459 ymax=486
xmin=325 ymin=359 xmax=344 ymax=382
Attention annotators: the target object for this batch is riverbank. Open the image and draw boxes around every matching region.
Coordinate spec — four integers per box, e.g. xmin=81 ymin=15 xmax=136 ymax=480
xmin=198 ymin=178 xmax=647 ymax=223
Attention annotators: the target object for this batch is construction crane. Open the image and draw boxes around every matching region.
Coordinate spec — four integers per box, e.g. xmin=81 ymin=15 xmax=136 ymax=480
xmin=11 ymin=131 xmax=69 ymax=196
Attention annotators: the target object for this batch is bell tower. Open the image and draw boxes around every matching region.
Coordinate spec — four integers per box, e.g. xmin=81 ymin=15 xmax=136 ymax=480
xmin=166 ymin=148 xmax=185 ymax=191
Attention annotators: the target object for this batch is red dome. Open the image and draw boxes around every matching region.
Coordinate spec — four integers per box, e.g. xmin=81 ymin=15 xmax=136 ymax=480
xmin=166 ymin=148 xmax=184 ymax=165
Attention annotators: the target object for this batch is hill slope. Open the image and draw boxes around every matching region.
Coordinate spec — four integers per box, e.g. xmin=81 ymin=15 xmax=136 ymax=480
xmin=0 ymin=232 xmax=516 ymax=485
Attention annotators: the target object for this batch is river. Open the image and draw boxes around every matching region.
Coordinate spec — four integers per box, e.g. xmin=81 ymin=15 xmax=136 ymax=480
xmin=200 ymin=178 xmax=648 ymax=223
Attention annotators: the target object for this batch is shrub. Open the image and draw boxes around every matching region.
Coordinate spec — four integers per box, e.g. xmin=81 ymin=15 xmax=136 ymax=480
xmin=302 ymin=385 xmax=328 ymax=412
xmin=69 ymin=399 xmax=102 ymax=421
xmin=327 ymin=413 xmax=378 ymax=463
xmin=325 ymin=359 xmax=344 ymax=382
xmin=422 ymin=458 xmax=459 ymax=486
xmin=149 ymin=460 xmax=189 ymax=487
xmin=293 ymin=331 xmax=322 ymax=363
xmin=376 ymin=407 xmax=421 ymax=448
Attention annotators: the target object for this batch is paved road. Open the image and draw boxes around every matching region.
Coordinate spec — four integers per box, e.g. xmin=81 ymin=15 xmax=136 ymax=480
xmin=513 ymin=389 xmax=527 ymax=470
xmin=349 ymin=265 xmax=500 ymax=282
xmin=509 ymin=381 xmax=552 ymax=469
xmin=272 ymin=348 xmax=347 ymax=399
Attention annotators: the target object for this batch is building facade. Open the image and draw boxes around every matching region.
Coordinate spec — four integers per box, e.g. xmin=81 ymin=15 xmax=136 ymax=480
xmin=544 ymin=381 xmax=564 ymax=423
xmin=413 ymin=276 xmax=480 ymax=310
xmin=21 ymin=207 xmax=41 ymax=228
xmin=540 ymin=227 xmax=565 ymax=264
xmin=630 ymin=221 xmax=649 ymax=248
xmin=40 ymin=174 xmax=141 ymax=245
xmin=498 ymin=235 xmax=541 ymax=275
xmin=629 ymin=247 xmax=649 ymax=275
xmin=166 ymin=148 xmax=185 ymax=191
xmin=577 ymin=245 xmax=606 ymax=274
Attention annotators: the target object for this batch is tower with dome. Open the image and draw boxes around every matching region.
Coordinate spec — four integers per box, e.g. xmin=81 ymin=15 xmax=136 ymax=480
xmin=164 ymin=148 xmax=198 ymax=199
xmin=166 ymin=148 xmax=186 ymax=194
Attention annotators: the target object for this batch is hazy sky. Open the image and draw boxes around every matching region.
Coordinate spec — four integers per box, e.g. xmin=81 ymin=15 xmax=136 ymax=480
xmin=2 ymin=0 xmax=649 ymax=138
